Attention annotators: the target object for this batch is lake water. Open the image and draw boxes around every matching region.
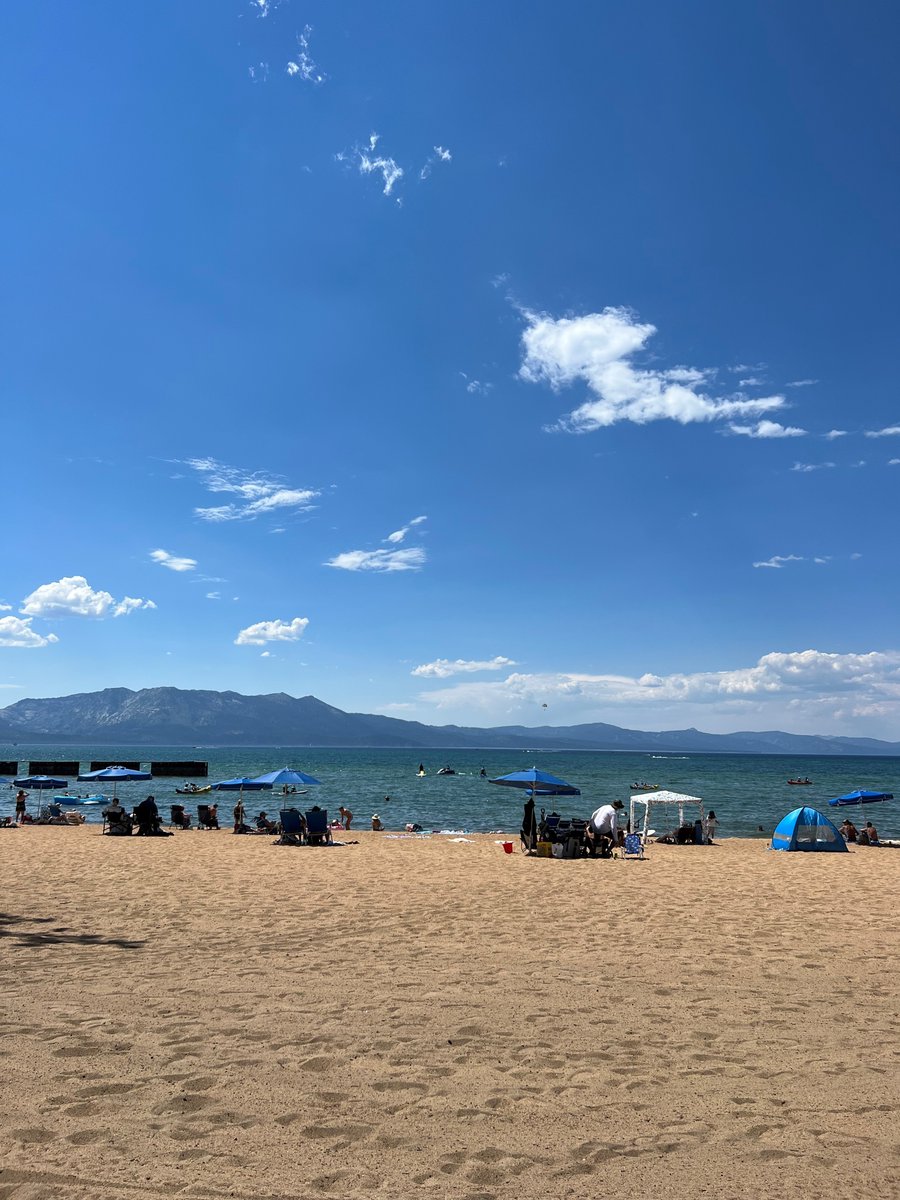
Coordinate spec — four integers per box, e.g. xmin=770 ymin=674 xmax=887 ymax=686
xmin=3 ymin=744 xmax=898 ymax=838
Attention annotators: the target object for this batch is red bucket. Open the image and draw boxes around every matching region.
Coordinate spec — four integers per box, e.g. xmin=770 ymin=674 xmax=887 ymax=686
xmin=502 ymin=841 xmax=514 ymax=854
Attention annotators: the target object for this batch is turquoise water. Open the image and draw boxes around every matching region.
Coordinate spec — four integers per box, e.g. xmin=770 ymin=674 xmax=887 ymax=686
xmin=3 ymin=744 xmax=898 ymax=838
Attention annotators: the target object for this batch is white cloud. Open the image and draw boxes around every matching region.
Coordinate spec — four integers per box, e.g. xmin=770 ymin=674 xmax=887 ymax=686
xmin=234 ymin=617 xmax=309 ymax=646
xmin=248 ymin=63 xmax=269 ymax=83
xmin=419 ymin=145 xmax=452 ymax=180
xmin=738 ymin=376 xmax=767 ymax=387
xmin=728 ymin=420 xmax=806 ymax=438
xmin=519 ymin=306 xmax=785 ymax=431
xmin=185 ymin=457 xmax=319 ymax=522
xmin=786 ymin=379 xmax=818 ymax=388
xmin=412 ymin=655 xmax=517 ymax=679
xmin=824 ymin=429 xmax=847 ymax=440
xmin=339 ymin=133 xmax=404 ymax=198
xmin=889 ymin=459 xmax=900 ymax=466
xmin=286 ymin=25 xmax=324 ymax=83
xmin=752 ymin=555 xmax=804 ymax=569
xmin=460 ymin=372 xmax=493 ymax=395
xmin=150 ymin=549 xmax=197 ymax=573
xmin=20 ymin=577 xmax=156 ymax=619
xmin=385 ymin=515 xmax=428 ymax=545
xmin=326 ymin=547 xmax=426 ymax=573
xmin=865 ymin=425 xmax=900 ymax=438
xmin=0 ymin=602 xmax=11 ymax=611
xmin=729 ymin=363 xmax=766 ymax=374
xmin=0 ymin=616 xmax=59 ymax=648
xmin=791 ymin=461 xmax=835 ymax=473
xmin=408 ymin=650 xmax=900 ymax=736
xmin=206 ymin=592 xmax=221 ymax=600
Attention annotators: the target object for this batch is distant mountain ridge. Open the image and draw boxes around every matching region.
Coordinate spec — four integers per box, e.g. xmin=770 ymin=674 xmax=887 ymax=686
xmin=1 ymin=687 xmax=898 ymax=755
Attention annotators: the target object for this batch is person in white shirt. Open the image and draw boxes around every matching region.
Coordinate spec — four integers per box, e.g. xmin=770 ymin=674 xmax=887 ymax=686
xmin=588 ymin=800 xmax=624 ymax=854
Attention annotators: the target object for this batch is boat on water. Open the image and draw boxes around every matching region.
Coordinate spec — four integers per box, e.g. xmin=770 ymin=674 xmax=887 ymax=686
xmin=176 ymin=784 xmax=212 ymax=795
xmin=630 ymin=781 xmax=660 ymax=791
xmin=436 ymin=767 xmax=456 ymax=776
xmin=53 ymin=795 xmax=104 ymax=806
xmin=787 ymin=778 xmax=813 ymax=785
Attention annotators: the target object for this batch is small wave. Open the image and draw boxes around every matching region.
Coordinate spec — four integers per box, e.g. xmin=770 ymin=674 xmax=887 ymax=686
xmin=650 ymin=755 xmax=690 ymax=759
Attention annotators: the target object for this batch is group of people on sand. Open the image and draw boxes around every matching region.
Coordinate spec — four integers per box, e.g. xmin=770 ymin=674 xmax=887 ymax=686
xmin=840 ymin=816 xmax=880 ymax=845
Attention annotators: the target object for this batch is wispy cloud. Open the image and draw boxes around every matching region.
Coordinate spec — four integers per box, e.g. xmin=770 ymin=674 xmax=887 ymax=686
xmin=326 ymin=547 xmax=426 ymax=573
xmin=250 ymin=0 xmax=282 ymax=17
xmin=729 ymin=363 xmax=767 ymax=374
xmin=460 ymin=372 xmax=493 ymax=395
xmin=786 ymin=379 xmax=818 ymax=388
xmin=206 ymin=592 xmax=221 ymax=600
xmin=234 ymin=617 xmax=309 ymax=646
xmin=385 ymin=515 xmax=427 ymax=545
xmin=337 ymin=133 xmax=404 ymax=198
xmin=865 ymin=425 xmax=900 ymax=438
xmin=728 ymin=420 xmax=806 ymax=438
xmin=0 ymin=616 xmax=59 ymax=648
xmin=752 ymin=554 xmax=804 ymax=569
xmin=185 ymin=457 xmax=319 ymax=522
xmin=791 ymin=462 xmax=835 ymax=473
xmin=519 ymin=306 xmax=785 ymax=432
xmin=248 ymin=63 xmax=269 ymax=83
xmin=150 ymin=549 xmax=197 ymax=573
xmin=824 ymin=429 xmax=847 ymax=440
xmin=738 ymin=376 xmax=767 ymax=387
xmin=889 ymin=459 xmax=900 ymax=466
xmin=286 ymin=25 xmax=325 ymax=83
xmin=419 ymin=145 xmax=452 ymax=180
xmin=412 ymin=655 xmax=517 ymax=679
xmin=20 ymin=577 xmax=156 ymax=618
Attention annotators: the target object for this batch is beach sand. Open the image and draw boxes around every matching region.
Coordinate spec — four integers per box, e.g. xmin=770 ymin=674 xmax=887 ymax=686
xmin=1 ymin=826 xmax=898 ymax=1200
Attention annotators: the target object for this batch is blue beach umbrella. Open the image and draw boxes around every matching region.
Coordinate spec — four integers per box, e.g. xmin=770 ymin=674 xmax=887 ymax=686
xmin=14 ymin=775 xmax=71 ymax=817
xmin=250 ymin=767 xmax=322 ymax=789
xmin=828 ymin=790 xmax=893 ymax=807
xmin=77 ymin=764 xmax=152 ymax=800
xmin=489 ymin=767 xmax=581 ymax=798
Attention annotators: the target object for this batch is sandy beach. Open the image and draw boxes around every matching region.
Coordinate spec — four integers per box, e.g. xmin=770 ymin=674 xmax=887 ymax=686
xmin=1 ymin=826 xmax=898 ymax=1200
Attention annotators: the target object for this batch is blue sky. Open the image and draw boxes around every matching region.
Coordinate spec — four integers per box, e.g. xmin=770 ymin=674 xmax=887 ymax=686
xmin=3 ymin=0 xmax=900 ymax=737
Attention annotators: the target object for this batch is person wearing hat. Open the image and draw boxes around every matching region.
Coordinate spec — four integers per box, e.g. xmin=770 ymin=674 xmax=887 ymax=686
xmin=371 ymin=813 xmax=384 ymax=831
xmin=588 ymin=799 xmax=625 ymax=855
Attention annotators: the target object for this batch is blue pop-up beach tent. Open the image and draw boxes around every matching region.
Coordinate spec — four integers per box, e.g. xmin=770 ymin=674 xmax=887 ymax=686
xmin=771 ymin=806 xmax=848 ymax=852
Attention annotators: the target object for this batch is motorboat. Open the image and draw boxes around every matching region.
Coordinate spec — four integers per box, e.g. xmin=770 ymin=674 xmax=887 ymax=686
xmin=630 ymin=781 xmax=660 ymax=791
xmin=787 ymin=778 xmax=813 ymax=785
xmin=176 ymin=784 xmax=212 ymax=795
xmin=436 ymin=767 xmax=456 ymax=776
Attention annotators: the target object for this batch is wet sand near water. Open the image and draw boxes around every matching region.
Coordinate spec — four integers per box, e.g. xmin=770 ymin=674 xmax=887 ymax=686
xmin=1 ymin=826 xmax=898 ymax=1199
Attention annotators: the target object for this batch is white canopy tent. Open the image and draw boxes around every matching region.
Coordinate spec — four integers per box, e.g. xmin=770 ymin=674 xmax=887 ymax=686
xmin=631 ymin=790 xmax=705 ymax=840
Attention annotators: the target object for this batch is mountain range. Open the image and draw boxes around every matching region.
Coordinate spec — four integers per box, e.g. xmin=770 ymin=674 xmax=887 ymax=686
xmin=1 ymin=687 xmax=898 ymax=755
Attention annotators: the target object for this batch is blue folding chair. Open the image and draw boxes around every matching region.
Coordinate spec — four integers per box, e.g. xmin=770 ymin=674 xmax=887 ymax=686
xmin=277 ymin=808 xmax=305 ymax=845
xmin=622 ymin=832 xmax=645 ymax=860
xmin=304 ymin=807 xmax=333 ymax=845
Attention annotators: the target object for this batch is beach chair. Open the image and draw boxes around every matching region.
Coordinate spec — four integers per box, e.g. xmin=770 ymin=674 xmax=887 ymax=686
xmin=276 ymin=808 xmax=306 ymax=845
xmin=103 ymin=809 xmax=132 ymax=836
xmin=622 ymin=832 xmax=645 ymax=860
xmin=304 ymin=807 xmax=333 ymax=846
xmin=197 ymin=804 xmax=219 ymax=830
xmin=170 ymin=804 xmax=192 ymax=830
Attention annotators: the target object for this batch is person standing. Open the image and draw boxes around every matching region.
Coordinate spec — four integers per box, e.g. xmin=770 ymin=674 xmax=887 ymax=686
xmin=705 ymin=810 xmax=719 ymax=844
xmin=15 ymin=789 xmax=27 ymax=823
xmin=233 ymin=799 xmax=245 ymax=833
xmin=338 ymin=805 xmax=353 ymax=830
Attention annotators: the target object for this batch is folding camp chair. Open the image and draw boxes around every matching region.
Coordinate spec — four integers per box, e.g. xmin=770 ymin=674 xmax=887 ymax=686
xmin=276 ymin=808 xmax=305 ymax=845
xmin=197 ymin=804 xmax=219 ymax=830
xmin=304 ymin=807 xmax=333 ymax=845
xmin=622 ymin=832 xmax=645 ymax=860
xmin=170 ymin=804 xmax=192 ymax=830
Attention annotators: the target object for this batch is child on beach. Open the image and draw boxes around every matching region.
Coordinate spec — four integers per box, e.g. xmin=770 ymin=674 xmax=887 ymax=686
xmin=705 ymin=810 xmax=718 ymax=844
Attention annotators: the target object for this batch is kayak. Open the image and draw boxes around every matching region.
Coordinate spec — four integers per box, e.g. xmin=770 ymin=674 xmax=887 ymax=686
xmin=176 ymin=785 xmax=212 ymax=795
xmin=787 ymin=779 xmax=813 ymax=785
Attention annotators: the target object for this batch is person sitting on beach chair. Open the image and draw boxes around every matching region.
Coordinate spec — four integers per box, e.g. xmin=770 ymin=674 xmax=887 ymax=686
xmin=255 ymin=811 xmax=277 ymax=834
xmin=170 ymin=804 xmax=192 ymax=830
xmin=305 ymin=806 xmax=333 ymax=846
xmin=103 ymin=798 xmax=133 ymax=836
xmin=135 ymin=796 xmax=171 ymax=837
xmin=197 ymin=803 xmax=219 ymax=830
xmin=276 ymin=808 xmax=306 ymax=845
